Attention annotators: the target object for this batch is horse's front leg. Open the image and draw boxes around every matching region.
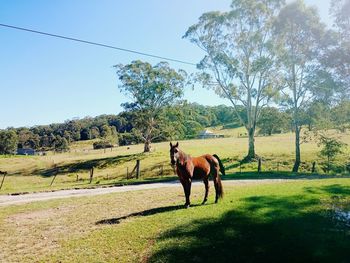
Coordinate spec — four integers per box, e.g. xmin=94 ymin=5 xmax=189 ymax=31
xmin=183 ymin=178 xmax=192 ymax=208
xmin=179 ymin=176 xmax=190 ymax=208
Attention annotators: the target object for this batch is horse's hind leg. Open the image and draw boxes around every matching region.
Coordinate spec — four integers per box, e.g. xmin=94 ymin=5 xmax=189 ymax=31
xmin=213 ymin=167 xmax=220 ymax=203
xmin=202 ymin=177 xmax=209 ymax=205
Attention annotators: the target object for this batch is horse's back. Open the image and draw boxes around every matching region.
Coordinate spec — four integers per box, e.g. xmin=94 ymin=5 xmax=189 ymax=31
xmin=192 ymin=155 xmax=210 ymax=167
xmin=191 ymin=154 xmax=219 ymax=178
xmin=201 ymin=154 xmax=219 ymax=166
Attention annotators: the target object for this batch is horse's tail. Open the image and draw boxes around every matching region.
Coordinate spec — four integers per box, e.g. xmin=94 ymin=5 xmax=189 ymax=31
xmin=216 ymin=172 xmax=224 ymax=199
xmin=213 ymin=154 xmax=225 ymax=176
xmin=213 ymin=154 xmax=224 ymax=200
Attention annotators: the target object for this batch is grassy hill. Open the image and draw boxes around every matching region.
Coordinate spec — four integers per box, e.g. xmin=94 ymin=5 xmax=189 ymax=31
xmin=0 ymin=128 xmax=349 ymax=194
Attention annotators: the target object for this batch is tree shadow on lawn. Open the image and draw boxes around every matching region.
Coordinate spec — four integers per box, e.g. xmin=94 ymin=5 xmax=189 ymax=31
xmin=36 ymin=153 xmax=144 ymax=177
xmin=96 ymin=204 xmax=201 ymax=225
xmin=223 ymin=171 xmax=350 ymax=181
xmin=220 ymin=157 xmax=241 ymax=170
xmin=148 ymin=187 xmax=350 ymax=263
xmin=304 ymin=184 xmax=350 ymax=196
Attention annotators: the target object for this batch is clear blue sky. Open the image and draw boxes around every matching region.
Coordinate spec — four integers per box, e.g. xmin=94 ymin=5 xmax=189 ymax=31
xmin=0 ymin=0 xmax=332 ymax=129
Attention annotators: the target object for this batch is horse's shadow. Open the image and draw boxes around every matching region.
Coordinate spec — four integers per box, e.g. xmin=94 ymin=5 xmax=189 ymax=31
xmin=96 ymin=204 xmax=201 ymax=225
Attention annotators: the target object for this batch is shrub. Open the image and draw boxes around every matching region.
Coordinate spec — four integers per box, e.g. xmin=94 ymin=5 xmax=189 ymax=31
xmin=93 ymin=141 xmax=114 ymax=149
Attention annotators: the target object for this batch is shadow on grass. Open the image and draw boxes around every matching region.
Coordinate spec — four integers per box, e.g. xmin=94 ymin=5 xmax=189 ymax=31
xmin=222 ymin=171 xmax=350 ymax=181
xmin=304 ymin=184 xmax=350 ymax=196
xmin=37 ymin=153 xmax=144 ymax=177
xmin=320 ymin=184 xmax=350 ymax=196
xmin=96 ymin=204 xmax=200 ymax=225
xmin=220 ymin=157 xmax=241 ymax=170
xmin=148 ymin=188 xmax=350 ymax=262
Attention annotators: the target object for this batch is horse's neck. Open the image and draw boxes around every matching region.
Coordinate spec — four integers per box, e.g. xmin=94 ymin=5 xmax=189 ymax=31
xmin=177 ymin=150 xmax=190 ymax=166
xmin=180 ymin=149 xmax=189 ymax=159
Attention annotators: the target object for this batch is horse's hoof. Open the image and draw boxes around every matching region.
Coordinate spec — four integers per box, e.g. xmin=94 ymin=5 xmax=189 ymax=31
xmin=184 ymin=204 xmax=190 ymax=208
xmin=201 ymin=199 xmax=207 ymax=205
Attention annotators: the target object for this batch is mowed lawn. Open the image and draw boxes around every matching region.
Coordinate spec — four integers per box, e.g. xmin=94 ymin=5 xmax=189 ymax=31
xmin=0 ymin=130 xmax=349 ymax=194
xmin=0 ymin=178 xmax=349 ymax=262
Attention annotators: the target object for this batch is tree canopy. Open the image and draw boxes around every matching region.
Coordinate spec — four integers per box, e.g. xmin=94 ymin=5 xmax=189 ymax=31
xmin=184 ymin=0 xmax=285 ymax=160
xmin=115 ymin=61 xmax=188 ymax=152
xmin=273 ymin=0 xmax=329 ymax=172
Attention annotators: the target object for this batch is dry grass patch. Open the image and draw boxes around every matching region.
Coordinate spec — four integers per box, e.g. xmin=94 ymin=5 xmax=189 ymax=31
xmin=0 ymin=185 xmax=202 ymax=262
xmin=1 ymin=178 xmax=349 ymax=262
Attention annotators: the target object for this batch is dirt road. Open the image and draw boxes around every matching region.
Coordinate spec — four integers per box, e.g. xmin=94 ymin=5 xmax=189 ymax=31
xmin=0 ymin=179 xmax=289 ymax=206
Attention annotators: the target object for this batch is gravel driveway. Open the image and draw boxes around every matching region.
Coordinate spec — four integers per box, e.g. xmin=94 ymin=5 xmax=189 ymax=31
xmin=0 ymin=179 xmax=290 ymax=206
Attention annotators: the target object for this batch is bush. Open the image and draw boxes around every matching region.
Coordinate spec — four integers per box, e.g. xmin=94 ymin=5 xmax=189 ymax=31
xmin=222 ymin=122 xmax=241 ymax=129
xmin=346 ymin=163 xmax=350 ymax=173
xmin=118 ymin=132 xmax=142 ymax=146
xmin=93 ymin=141 xmax=114 ymax=149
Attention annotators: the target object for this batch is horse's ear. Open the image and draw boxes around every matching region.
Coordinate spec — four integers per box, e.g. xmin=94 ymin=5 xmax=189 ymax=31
xmin=175 ymin=142 xmax=179 ymax=147
xmin=170 ymin=142 xmax=173 ymax=147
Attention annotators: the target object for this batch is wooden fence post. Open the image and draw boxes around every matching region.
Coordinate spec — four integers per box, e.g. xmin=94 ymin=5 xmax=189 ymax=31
xmin=311 ymin=162 xmax=316 ymax=173
xmin=0 ymin=171 xmax=7 ymax=190
xmin=76 ymin=174 xmax=79 ymax=182
xmin=159 ymin=165 xmax=163 ymax=176
xmin=50 ymin=166 xmax=58 ymax=186
xmin=127 ymin=160 xmax=141 ymax=179
xmin=136 ymin=160 xmax=140 ymax=179
xmin=89 ymin=167 xmax=94 ymax=184
xmin=258 ymin=158 xmax=262 ymax=173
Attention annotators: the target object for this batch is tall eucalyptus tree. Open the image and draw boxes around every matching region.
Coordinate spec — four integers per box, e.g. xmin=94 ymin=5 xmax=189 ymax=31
xmin=115 ymin=60 xmax=187 ymax=152
xmin=274 ymin=0 xmax=326 ymax=172
xmin=328 ymin=0 xmax=350 ymax=97
xmin=184 ymin=0 xmax=285 ymax=160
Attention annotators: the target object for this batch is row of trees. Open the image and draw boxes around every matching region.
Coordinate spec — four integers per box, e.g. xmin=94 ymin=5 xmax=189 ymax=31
xmin=181 ymin=0 xmax=350 ymax=171
xmin=0 ymin=103 xmax=247 ymax=154
xmin=0 ymin=99 xmax=348 ymax=156
xmin=113 ymin=0 xmax=349 ymax=172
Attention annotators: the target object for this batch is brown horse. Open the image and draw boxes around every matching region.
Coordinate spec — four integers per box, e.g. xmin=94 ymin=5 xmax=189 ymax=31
xmin=170 ymin=142 xmax=225 ymax=208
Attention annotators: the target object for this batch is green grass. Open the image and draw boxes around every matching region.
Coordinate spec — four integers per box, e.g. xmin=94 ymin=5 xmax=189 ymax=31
xmin=149 ymin=181 xmax=350 ymax=263
xmin=0 ymin=178 xmax=349 ymax=262
xmin=0 ymin=130 xmax=349 ymax=194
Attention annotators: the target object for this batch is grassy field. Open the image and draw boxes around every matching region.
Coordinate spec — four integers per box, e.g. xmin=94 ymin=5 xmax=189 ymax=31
xmin=0 ymin=178 xmax=349 ymax=262
xmin=0 ymin=128 xmax=349 ymax=194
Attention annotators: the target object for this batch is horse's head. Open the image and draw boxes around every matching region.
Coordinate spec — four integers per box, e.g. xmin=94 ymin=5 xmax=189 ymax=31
xmin=169 ymin=142 xmax=179 ymax=166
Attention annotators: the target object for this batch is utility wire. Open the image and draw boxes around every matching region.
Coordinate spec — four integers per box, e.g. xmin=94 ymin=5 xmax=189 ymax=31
xmin=0 ymin=23 xmax=197 ymax=66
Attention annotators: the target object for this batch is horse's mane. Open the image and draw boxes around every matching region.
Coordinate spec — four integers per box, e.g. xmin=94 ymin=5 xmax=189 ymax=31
xmin=177 ymin=148 xmax=190 ymax=166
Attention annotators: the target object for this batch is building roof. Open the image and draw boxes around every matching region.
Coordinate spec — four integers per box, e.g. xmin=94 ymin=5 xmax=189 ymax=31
xmin=198 ymin=129 xmax=214 ymax=136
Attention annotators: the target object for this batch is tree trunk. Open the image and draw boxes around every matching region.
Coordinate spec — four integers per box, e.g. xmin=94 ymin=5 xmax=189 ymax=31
xmin=246 ymin=127 xmax=256 ymax=161
xmin=292 ymin=125 xmax=301 ymax=173
xmin=144 ymin=139 xmax=151 ymax=153
xmin=327 ymin=155 xmax=330 ymax=173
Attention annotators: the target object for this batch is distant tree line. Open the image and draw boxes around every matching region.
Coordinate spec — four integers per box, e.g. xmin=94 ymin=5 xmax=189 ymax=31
xmin=0 ymin=99 xmax=349 ymax=155
xmin=0 ymin=103 xmax=240 ymax=154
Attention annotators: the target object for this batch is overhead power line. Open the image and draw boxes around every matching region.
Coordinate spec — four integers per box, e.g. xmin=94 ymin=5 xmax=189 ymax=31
xmin=0 ymin=23 xmax=196 ymax=66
